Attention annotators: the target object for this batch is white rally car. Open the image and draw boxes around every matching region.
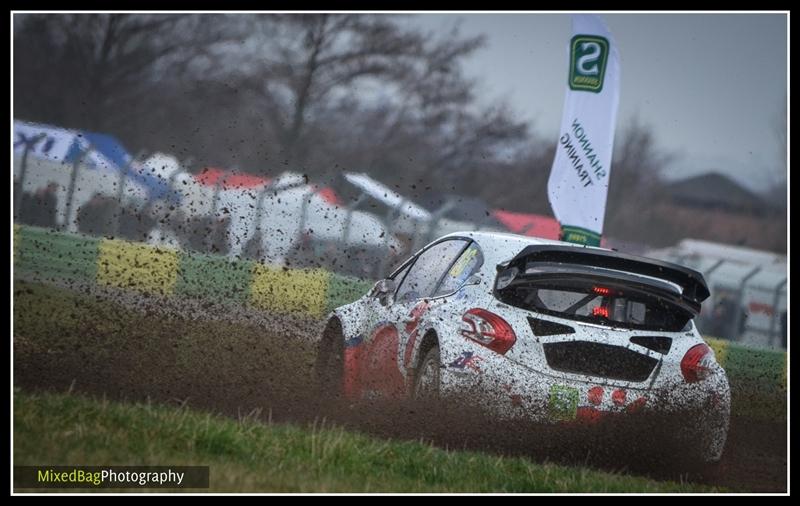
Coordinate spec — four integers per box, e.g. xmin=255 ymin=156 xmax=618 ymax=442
xmin=315 ymin=231 xmax=731 ymax=462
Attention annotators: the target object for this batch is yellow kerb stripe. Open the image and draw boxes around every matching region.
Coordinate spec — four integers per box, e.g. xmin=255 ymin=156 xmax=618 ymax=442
xmin=250 ymin=264 xmax=330 ymax=318
xmin=97 ymin=239 xmax=179 ymax=296
xmin=705 ymin=337 xmax=729 ymax=367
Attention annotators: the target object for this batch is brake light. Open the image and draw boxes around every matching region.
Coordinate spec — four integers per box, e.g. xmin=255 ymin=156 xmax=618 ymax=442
xmin=592 ymin=306 xmax=609 ymax=318
xmin=681 ymin=344 xmax=714 ymax=383
xmin=460 ymin=308 xmax=517 ymax=355
xmin=593 ymin=286 xmax=611 ymax=296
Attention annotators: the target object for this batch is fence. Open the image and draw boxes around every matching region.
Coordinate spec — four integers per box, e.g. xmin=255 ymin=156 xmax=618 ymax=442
xmin=13 ymin=142 xmax=505 ymax=283
xmin=656 ymin=253 xmax=788 ymax=351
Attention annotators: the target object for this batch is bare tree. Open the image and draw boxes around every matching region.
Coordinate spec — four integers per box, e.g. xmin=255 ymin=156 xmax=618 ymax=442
xmin=14 ymin=14 xmax=232 ymax=133
xmin=601 ymin=115 xmax=678 ymax=242
xmin=235 ymin=14 xmax=485 ymax=170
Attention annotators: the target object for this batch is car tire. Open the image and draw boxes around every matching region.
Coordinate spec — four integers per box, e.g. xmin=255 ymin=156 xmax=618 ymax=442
xmin=413 ymin=344 xmax=440 ymax=400
xmin=673 ymin=408 xmax=728 ymax=468
xmin=693 ymin=403 xmax=730 ymax=464
xmin=315 ymin=319 xmax=344 ymax=400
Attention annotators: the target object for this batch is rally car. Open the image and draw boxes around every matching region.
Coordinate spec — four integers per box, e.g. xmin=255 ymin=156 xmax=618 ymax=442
xmin=315 ymin=231 xmax=731 ymax=462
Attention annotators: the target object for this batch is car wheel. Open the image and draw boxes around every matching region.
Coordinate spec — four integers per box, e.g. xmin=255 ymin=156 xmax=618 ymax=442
xmin=315 ymin=319 xmax=344 ymax=399
xmin=672 ymin=407 xmax=728 ymax=468
xmin=697 ymin=420 xmax=728 ymax=464
xmin=413 ymin=345 xmax=440 ymax=400
xmin=691 ymin=402 xmax=730 ymax=464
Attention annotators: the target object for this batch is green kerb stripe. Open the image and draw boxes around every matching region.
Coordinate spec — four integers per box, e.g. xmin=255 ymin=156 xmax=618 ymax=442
xmin=175 ymin=252 xmax=254 ymax=305
xmin=325 ymin=273 xmax=374 ymax=314
xmin=15 ymin=226 xmax=99 ymax=283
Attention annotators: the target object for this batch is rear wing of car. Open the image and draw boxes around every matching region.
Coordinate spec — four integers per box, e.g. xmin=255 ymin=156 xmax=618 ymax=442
xmin=497 ymin=244 xmax=710 ymax=310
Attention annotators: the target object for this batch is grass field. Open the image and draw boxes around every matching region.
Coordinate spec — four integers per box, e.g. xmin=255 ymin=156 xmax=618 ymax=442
xmin=14 ymin=391 xmax=719 ymax=493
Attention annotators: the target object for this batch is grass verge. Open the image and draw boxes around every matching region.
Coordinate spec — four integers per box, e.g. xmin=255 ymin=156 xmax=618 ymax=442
xmin=14 ymin=391 xmax=719 ymax=493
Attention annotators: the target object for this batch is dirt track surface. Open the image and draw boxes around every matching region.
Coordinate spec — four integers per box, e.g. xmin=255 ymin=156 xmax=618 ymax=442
xmin=13 ymin=280 xmax=787 ymax=493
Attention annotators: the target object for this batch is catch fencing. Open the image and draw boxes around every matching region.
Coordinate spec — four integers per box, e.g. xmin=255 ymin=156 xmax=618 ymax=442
xmin=13 ymin=136 xmax=500 ymax=282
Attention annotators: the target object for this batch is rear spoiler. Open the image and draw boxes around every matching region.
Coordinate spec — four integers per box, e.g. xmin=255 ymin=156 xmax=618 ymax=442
xmin=498 ymin=245 xmax=710 ymax=305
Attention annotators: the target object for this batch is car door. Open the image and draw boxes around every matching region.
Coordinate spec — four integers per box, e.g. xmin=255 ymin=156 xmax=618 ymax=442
xmin=359 ymin=238 xmax=470 ymax=398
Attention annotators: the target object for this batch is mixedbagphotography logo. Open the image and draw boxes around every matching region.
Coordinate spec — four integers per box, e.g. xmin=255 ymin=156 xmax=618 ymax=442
xmin=569 ymin=35 xmax=609 ymax=93
xmin=14 ymin=466 xmax=210 ymax=490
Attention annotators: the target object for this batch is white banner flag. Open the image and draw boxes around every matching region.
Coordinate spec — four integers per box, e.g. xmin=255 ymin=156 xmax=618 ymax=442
xmin=547 ymin=14 xmax=620 ymax=246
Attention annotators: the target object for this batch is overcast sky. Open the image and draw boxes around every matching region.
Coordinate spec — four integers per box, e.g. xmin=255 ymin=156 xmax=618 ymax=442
xmin=407 ymin=13 xmax=788 ymax=193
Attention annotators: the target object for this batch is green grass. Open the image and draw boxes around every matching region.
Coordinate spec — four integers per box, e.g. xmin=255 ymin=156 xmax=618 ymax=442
xmin=14 ymin=391 xmax=719 ymax=493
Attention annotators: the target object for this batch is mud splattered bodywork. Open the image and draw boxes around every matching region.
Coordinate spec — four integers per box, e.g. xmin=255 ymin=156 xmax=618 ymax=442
xmin=324 ymin=231 xmax=731 ymax=463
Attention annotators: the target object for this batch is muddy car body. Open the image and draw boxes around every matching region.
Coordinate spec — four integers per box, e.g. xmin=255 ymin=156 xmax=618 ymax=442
xmin=316 ymin=231 xmax=731 ymax=462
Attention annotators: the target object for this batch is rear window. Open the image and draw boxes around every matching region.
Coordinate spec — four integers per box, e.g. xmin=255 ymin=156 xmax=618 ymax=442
xmin=495 ymin=278 xmax=693 ymax=332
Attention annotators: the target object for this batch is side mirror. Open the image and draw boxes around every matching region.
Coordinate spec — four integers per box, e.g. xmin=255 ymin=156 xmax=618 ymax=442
xmin=371 ymin=278 xmax=396 ymax=306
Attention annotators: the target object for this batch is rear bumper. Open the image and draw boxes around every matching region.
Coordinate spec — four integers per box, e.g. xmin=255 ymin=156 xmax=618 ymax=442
xmin=440 ymin=346 xmax=730 ymax=460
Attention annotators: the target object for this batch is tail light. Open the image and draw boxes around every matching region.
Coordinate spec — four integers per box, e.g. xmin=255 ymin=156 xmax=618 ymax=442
xmin=681 ymin=343 xmax=714 ymax=383
xmin=460 ymin=308 xmax=516 ymax=355
xmin=593 ymin=286 xmax=611 ymax=296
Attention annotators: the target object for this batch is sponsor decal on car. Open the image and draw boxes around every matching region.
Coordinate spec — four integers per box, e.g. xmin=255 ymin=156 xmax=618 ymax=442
xmin=344 ymin=335 xmax=364 ymax=348
xmin=448 ymin=351 xmax=484 ymax=373
xmin=611 ymin=388 xmax=627 ymax=407
xmin=404 ymin=301 xmax=430 ymax=334
xmin=402 ymin=301 xmax=430 ymax=369
xmin=448 ymin=246 xmax=478 ymax=278
xmin=548 ymin=384 xmax=579 ymax=421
